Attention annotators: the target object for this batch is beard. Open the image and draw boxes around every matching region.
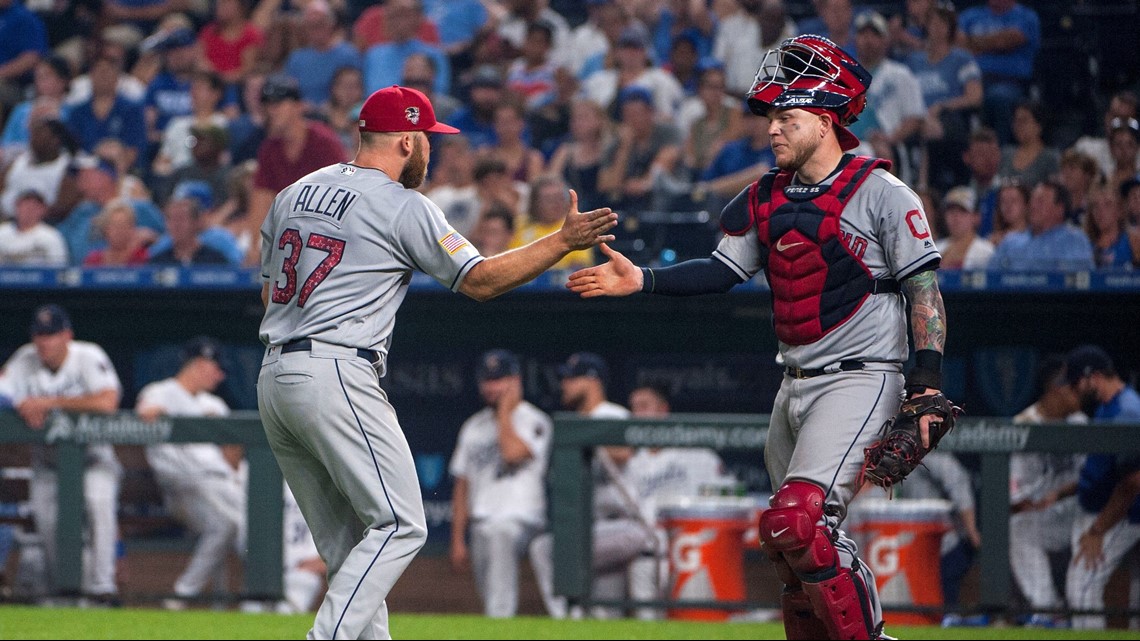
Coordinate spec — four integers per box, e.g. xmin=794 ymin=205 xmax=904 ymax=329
xmin=399 ymin=135 xmax=428 ymax=189
xmin=775 ymin=136 xmax=819 ymax=172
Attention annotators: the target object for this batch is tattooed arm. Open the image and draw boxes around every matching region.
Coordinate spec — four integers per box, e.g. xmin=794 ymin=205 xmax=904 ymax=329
xmin=902 ymin=268 xmax=949 ymax=447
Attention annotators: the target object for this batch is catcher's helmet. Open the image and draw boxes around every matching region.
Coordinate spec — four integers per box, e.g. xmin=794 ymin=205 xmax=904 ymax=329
xmin=746 ymin=35 xmax=871 ymax=126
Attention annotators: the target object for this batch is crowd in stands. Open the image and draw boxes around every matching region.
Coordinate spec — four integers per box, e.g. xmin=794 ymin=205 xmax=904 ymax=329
xmin=0 ymin=0 xmax=1137 ymax=271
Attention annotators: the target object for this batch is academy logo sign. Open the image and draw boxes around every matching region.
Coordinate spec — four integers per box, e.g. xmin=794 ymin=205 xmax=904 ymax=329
xmin=45 ymin=413 xmax=174 ymax=445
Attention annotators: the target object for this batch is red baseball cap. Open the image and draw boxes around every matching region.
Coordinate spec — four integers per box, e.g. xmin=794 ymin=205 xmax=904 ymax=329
xmin=358 ymin=85 xmax=460 ymax=134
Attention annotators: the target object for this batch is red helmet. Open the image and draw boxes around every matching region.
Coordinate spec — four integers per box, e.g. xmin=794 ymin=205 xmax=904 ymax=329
xmin=746 ymin=35 xmax=871 ymax=126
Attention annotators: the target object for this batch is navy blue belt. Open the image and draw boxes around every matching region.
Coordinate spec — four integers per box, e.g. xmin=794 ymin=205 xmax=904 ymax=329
xmin=785 ymin=361 xmax=865 ymax=379
xmin=281 ymin=339 xmax=380 ymax=366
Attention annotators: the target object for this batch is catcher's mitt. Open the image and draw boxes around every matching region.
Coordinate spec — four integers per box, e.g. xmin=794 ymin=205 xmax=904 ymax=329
xmin=859 ymin=392 xmax=962 ymax=489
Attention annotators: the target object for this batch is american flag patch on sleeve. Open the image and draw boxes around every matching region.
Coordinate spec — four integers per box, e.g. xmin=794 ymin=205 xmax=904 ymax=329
xmin=438 ymin=231 xmax=469 ymax=255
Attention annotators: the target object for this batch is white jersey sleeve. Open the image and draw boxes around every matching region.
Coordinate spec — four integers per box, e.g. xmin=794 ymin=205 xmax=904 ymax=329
xmin=869 ymin=169 xmax=941 ymax=280
xmin=391 ymin=191 xmax=484 ymax=292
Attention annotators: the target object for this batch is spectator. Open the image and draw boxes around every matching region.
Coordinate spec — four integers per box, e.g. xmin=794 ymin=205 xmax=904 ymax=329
xmin=400 ymin=53 xmax=460 ymax=124
xmin=937 ymin=186 xmax=994 ymax=270
xmin=998 ymin=100 xmax=1059 ymax=188
xmin=496 ymin=0 xmax=571 ymax=69
xmin=1107 ymin=117 xmax=1140 ymax=196
xmin=204 ymin=159 xmax=256 ymax=256
xmin=695 ymin=106 xmax=775 ymax=211
xmin=580 ymin=23 xmax=684 ymax=122
xmin=198 ymin=0 xmax=265 ymax=86
xmin=1058 ymin=149 xmax=1102 ymax=225
xmin=472 ymin=156 xmax=525 ymax=222
xmin=0 ymin=305 xmax=122 ymax=603
xmin=425 ymin=135 xmax=479 ymax=236
xmin=803 ymin=0 xmax=857 ymax=54
xmin=0 ymin=56 xmax=72 ymax=164
xmin=95 ymin=137 xmax=152 ymax=202
xmin=642 ymin=0 xmax=714 ymax=67
xmin=101 ymin=0 xmax=201 ymax=36
xmin=511 ymin=175 xmax=593 ymax=272
xmin=227 ymin=72 xmax=267 ymax=165
xmin=548 ymin=97 xmax=616 ymax=214
xmin=245 ymin=76 xmax=346 ymax=264
xmin=664 ymin=33 xmax=701 ymax=97
xmin=57 ymin=156 xmax=164 ymax=264
xmin=149 ymin=194 xmax=232 ymax=266
xmin=525 ymin=65 xmax=580 ymax=162
xmin=987 ymin=179 xmax=1029 ymax=247
xmin=889 ymin=0 xmax=934 ymax=60
xmin=82 ymin=199 xmax=150 ymax=266
xmin=485 ymin=100 xmax=545 ymax=186
xmin=1072 ymin=91 xmax=1139 ymax=179
xmin=0 ymin=190 xmax=68 ymax=266
xmin=1065 ymin=345 xmax=1140 ymax=630
xmin=448 ymin=65 xmax=506 ymax=150
xmin=469 ymin=203 xmax=516 ymax=257
xmin=65 ymin=32 xmax=147 ymax=106
xmin=352 ymin=0 xmax=439 ymax=52
xmin=449 ymin=349 xmax=553 ymax=618
xmin=621 ymin=382 xmax=725 ymax=620
xmin=850 ymin=11 xmax=925 ymax=180
xmin=283 ymin=1 xmax=361 ymax=109
xmin=0 ymin=0 xmax=48 ymax=113
xmin=1084 ymin=187 xmax=1136 ymax=270
xmin=1009 ymin=355 xmax=1087 ymax=628
xmin=361 ymin=0 xmax=449 ymax=97
xmin=157 ymin=124 xmax=230 ymax=209
xmin=597 ymin=86 xmax=682 ymax=213
xmin=64 ymin=52 xmax=147 ymax=169
xmin=1125 ymin=178 xmax=1140 ymax=226
xmin=957 ymin=0 xmax=1040 ymax=144
xmin=319 ymin=66 xmax=365 ymax=158
xmin=0 ymin=117 xmax=78 ymax=222
xmin=152 ymin=71 xmax=229 ymax=178
xmin=991 ymin=180 xmax=1094 ymax=271
xmin=142 ymin=28 xmax=203 ymax=156
xmin=678 ymin=63 xmax=743 ymax=180
xmin=506 ymin=20 xmax=558 ymax=110
xmin=962 ymin=127 xmax=1003 ymax=236
xmin=564 ymin=0 xmax=624 ymax=78
xmin=907 ymin=2 xmax=982 ymax=192
xmin=714 ymin=0 xmax=796 ymax=97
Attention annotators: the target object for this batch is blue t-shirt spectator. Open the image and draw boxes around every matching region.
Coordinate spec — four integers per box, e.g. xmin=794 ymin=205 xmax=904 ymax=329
xmin=702 ymin=139 xmax=776 ymax=181
xmin=990 ymin=223 xmax=1095 ymax=271
xmin=284 ymin=42 xmax=361 ymax=106
xmin=362 ymin=40 xmax=449 ymax=96
xmin=0 ymin=1 xmax=47 ymax=79
xmin=144 ymin=72 xmax=192 ymax=134
xmin=1094 ymin=233 xmax=1135 ymax=270
xmin=907 ymin=47 xmax=982 ymax=108
xmin=651 ymin=10 xmax=713 ymax=65
xmin=958 ymin=2 xmax=1040 ymax=80
xmin=446 ymin=108 xmax=496 ymax=149
xmin=64 ymin=96 xmax=147 ymax=164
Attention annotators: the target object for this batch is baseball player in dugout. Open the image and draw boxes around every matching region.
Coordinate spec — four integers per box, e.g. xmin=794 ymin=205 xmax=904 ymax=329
xmin=256 ymin=85 xmax=616 ymax=639
xmin=568 ymin=35 xmax=955 ymax=640
xmin=448 ymin=349 xmax=553 ymax=619
xmin=0 ymin=305 xmax=122 ymax=603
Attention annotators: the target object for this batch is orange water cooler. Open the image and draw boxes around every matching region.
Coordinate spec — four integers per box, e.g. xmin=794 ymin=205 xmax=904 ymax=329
xmin=844 ymin=497 xmax=952 ymax=625
xmin=659 ymin=500 xmax=755 ymax=621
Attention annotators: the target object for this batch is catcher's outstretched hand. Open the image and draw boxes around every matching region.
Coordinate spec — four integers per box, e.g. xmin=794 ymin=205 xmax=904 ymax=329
xmin=558 ymin=189 xmax=618 ymax=251
xmin=566 ymin=243 xmax=641 ymax=298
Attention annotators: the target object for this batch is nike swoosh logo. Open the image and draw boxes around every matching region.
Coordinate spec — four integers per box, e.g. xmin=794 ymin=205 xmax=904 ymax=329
xmin=770 ymin=527 xmax=790 ymax=538
xmin=776 ymin=238 xmax=804 ymax=252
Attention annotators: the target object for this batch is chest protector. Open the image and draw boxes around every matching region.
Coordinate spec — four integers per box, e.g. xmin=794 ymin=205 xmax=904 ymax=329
xmin=748 ymin=155 xmax=899 ymax=346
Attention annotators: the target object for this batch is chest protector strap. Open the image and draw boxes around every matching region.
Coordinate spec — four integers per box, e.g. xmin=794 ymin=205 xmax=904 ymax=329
xmin=750 ymin=155 xmax=898 ymax=346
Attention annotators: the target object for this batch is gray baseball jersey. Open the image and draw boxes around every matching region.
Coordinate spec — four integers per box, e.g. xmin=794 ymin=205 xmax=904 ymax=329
xmin=714 ymin=167 xmax=940 ymax=370
xmin=259 ymin=164 xmax=484 ymax=373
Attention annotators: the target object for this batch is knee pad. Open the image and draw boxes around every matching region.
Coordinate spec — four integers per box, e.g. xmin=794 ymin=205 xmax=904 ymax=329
xmin=760 ymin=481 xmax=839 ymax=579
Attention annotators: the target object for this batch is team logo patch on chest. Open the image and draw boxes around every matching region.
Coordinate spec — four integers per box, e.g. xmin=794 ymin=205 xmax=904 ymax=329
xmin=405 ymin=106 xmax=420 ymax=125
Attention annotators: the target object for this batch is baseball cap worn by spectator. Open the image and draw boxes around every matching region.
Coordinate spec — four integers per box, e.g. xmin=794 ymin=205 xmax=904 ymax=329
xmin=467 ymin=65 xmax=504 ymax=90
xmin=180 ymin=336 xmax=225 ymax=369
xmin=618 ymin=85 xmax=654 ymax=110
xmin=1065 ymin=344 xmax=1115 ymax=386
xmin=942 ymin=186 xmax=976 ymax=213
xmin=261 ymin=76 xmax=302 ymax=104
xmin=618 ymin=24 xmax=650 ymax=49
xmin=172 ymin=180 xmax=215 ymax=211
xmin=71 ymin=154 xmax=118 ymax=179
xmin=30 ymin=304 xmax=72 ymax=336
xmin=854 ymin=10 xmax=889 ymax=37
xmin=476 ymin=349 xmax=521 ymax=381
xmin=559 ymin=352 xmax=609 ymax=384
xmin=358 ymin=86 xmax=460 ymax=134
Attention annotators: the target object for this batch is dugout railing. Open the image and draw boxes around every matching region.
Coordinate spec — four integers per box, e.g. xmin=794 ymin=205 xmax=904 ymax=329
xmin=0 ymin=410 xmax=282 ymax=601
xmin=549 ymin=413 xmax=1140 ymax=619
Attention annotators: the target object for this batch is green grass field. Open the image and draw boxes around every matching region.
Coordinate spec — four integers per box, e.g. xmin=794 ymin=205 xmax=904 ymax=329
xmin=1 ymin=607 xmax=1138 ymax=640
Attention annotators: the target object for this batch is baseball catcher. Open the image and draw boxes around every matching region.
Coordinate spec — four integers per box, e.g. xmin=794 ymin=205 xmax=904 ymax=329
xmin=861 ymin=391 xmax=962 ymax=489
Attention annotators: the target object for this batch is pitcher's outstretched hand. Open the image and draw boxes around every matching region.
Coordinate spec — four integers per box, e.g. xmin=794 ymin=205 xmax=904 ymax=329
xmin=558 ymin=189 xmax=617 ymax=251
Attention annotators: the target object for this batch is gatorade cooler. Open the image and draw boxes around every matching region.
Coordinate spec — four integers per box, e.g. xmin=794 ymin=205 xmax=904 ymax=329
xmin=844 ymin=497 xmax=952 ymax=625
xmin=659 ymin=500 xmax=753 ymax=621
